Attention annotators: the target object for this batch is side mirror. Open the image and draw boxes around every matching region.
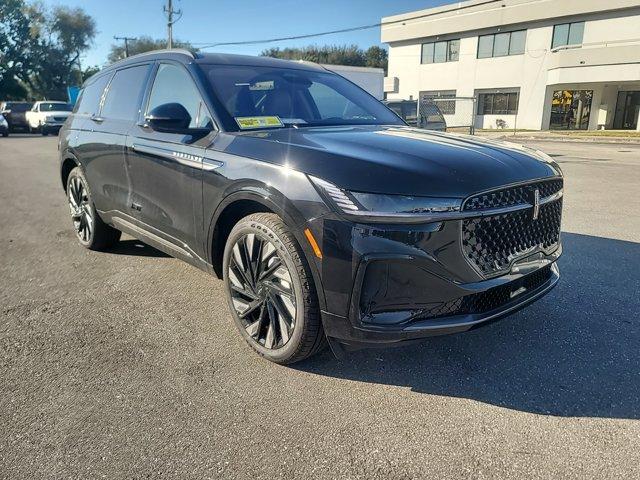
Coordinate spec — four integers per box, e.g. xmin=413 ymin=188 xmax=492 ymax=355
xmin=145 ymin=103 xmax=192 ymax=133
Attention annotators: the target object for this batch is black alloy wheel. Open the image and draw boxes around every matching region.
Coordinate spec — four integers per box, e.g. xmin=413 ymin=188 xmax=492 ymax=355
xmin=68 ymin=175 xmax=94 ymax=244
xmin=223 ymin=213 xmax=326 ymax=364
xmin=66 ymin=166 xmax=121 ymax=250
xmin=228 ymin=232 xmax=297 ymax=349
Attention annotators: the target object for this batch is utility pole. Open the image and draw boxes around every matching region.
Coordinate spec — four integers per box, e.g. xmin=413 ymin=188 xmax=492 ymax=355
xmin=114 ymin=36 xmax=137 ymax=58
xmin=164 ymin=0 xmax=182 ymax=49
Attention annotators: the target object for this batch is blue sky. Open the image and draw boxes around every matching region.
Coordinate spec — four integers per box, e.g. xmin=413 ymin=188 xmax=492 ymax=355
xmin=41 ymin=0 xmax=456 ymax=67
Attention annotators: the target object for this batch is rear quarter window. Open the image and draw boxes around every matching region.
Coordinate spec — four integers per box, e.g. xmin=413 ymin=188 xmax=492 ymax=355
xmin=75 ymin=74 xmax=112 ymax=116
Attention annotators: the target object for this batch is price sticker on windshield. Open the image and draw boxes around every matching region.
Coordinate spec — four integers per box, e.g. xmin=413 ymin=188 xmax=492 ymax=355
xmin=235 ymin=116 xmax=284 ymax=130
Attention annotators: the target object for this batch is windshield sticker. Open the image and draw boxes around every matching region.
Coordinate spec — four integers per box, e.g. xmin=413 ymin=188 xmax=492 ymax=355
xmin=235 ymin=116 xmax=284 ymax=130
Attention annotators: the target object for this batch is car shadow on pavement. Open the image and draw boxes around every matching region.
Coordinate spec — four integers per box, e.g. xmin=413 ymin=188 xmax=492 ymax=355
xmin=105 ymin=239 xmax=170 ymax=258
xmin=296 ymin=232 xmax=640 ymax=419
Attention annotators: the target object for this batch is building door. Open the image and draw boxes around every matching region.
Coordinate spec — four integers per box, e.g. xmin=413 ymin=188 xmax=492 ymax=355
xmin=550 ymin=90 xmax=593 ymax=130
xmin=613 ymin=91 xmax=640 ymax=130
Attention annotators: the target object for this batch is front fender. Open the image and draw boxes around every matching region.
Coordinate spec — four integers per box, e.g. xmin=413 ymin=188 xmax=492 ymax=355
xmin=205 ymin=181 xmax=330 ymax=312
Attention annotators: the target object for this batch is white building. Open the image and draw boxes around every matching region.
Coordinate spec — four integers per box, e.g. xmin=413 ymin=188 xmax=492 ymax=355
xmin=381 ymin=0 xmax=640 ymax=131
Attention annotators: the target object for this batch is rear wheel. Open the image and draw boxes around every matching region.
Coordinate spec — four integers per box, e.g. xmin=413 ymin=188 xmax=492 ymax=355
xmin=67 ymin=166 xmax=121 ymax=250
xmin=223 ymin=213 xmax=326 ymax=364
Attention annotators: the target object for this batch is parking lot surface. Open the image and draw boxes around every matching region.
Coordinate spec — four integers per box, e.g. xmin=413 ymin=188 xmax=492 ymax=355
xmin=1 ymin=135 xmax=639 ymax=479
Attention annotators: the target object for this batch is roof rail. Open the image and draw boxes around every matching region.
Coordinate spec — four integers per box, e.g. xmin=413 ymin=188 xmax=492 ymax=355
xmin=109 ymin=48 xmax=197 ymax=66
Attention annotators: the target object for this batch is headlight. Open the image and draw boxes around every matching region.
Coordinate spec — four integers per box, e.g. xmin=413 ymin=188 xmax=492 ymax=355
xmin=309 ymin=175 xmax=462 ymax=223
xmin=45 ymin=115 xmax=55 ymax=122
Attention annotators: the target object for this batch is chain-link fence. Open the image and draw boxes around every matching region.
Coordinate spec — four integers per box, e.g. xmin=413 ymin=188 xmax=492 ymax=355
xmin=418 ymin=95 xmax=477 ymax=134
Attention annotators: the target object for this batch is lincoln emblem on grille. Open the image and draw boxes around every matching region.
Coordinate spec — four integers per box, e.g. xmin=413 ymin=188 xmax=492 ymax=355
xmin=532 ymin=188 xmax=540 ymax=220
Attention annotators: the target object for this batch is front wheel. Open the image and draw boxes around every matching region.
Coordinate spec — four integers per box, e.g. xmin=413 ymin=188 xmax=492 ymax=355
xmin=223 ymin=213 xmax=326 ymax=364
xmin=66 ymin=166 xmax=121 ymax=250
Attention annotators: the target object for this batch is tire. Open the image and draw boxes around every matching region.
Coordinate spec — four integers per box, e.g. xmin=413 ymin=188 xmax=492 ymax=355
xmin=66 ymin=166 xmax=121 ymax=250
xmin=223 ymin=213 xmax=326 ymax=364
xmin=41 ymin=129 xmax=48 ymax=136
xmin=1 ymin=132 xmax=7 ymax=138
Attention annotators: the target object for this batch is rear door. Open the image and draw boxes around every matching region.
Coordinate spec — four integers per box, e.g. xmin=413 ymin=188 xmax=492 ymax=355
xmin=126 ymin=61 xmax=217 ymax=254
xmin=79 ymin=64 xmax=152 ymax=213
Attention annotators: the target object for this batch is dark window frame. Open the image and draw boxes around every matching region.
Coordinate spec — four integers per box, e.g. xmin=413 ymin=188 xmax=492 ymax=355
xmin=477 ymin=91 xmax=520 ymax=115
xmin=477 ymin=30 xmax=527 ymax=58
xmin=421 ymin=39 xmax=460 ymax=64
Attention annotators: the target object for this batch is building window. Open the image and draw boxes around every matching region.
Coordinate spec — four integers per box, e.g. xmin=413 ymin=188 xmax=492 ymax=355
xmin=477 ymin=30 xmax=526 ymax=58
xmin=550 ymin=90 xmax=592 ymax=130
xmin=477 ymin=90 xmax=519 ymax=115
xmin=421 ymin=39 xmax=460 ymax=63
xmin=551 ymin=21 xmax=585 ymax=49
xmin=420 ymin=90 xmax=457 ymax=114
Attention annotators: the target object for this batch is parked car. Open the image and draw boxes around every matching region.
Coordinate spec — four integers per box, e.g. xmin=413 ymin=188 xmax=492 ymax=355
xmin=0 ymin=114 xmax=8 ymax=137
xmin=26 ymin=101 xmax=73 ymax=135
xmin=59 ymin=50 xmax=563 ymax=364
xmin=383 ymin=99 xmax=446 ymax=131
xmin=0 ymin=101 xmax=33 ymax=132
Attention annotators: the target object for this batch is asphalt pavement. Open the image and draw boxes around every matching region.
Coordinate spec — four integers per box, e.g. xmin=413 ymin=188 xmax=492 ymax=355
xmin=1 ymin=135 xmax=639 ymax=479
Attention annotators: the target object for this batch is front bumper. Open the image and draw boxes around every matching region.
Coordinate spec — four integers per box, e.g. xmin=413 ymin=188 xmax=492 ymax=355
xmin=322 ymin=262 xmax=559 ymax=345
xmin=42 ymin=122 xmax=64 ymax=133
xmin=311 ymin=212 xmax=562 ymax=347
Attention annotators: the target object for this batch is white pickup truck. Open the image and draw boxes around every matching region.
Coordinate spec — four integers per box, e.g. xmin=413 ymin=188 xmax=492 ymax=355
xmin=26 ymin=101 xmax=73 ymax=135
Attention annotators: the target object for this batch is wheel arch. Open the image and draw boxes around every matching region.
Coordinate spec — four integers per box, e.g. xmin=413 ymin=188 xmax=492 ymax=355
xmin=60 ymin=151 xmax=80 ymax=192
xmin=207 ymin=189 xmax=327 ymax=311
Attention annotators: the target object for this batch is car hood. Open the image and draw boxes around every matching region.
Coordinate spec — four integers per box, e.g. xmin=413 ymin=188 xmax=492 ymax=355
xmin=219 ymin=125 xmax=562 ymax=197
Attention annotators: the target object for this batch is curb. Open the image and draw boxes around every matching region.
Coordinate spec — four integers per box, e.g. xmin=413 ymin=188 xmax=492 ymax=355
xmin=479 ymin=135 xmax=640 ymax=145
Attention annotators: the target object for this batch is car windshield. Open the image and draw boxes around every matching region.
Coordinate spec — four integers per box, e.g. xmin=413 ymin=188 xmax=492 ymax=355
xmin=39 ymin=102 xmax=73 ymax=112
xmin=203 ymin=64 xmax=404 ymax=131
xmin=5 ymin=103 xmax=31 ymax=112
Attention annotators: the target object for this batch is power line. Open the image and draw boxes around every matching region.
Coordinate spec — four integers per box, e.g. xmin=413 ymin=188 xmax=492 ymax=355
xmin=195 ymin=22 xmax=382 ymax=49
xmin=194 ymin=0 xmax=502 ymax=49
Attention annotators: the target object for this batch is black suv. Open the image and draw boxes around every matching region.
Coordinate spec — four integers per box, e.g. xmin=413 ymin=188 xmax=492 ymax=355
xmin=1 ymin=101 xmax=33 ymax=132
xmin=59 ymin=50 xmax=563 ymax=364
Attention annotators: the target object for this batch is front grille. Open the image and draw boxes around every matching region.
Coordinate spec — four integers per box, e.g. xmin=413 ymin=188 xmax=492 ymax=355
xmin=413 ymin=265 xmax=553 ymax=321
xmin=463 ymin=179 xmax=563 ymax=211
xmin=461 ymin=179 xmax=563 ymax=277
xmin=53 ymin=116 xmax=66 ymax=122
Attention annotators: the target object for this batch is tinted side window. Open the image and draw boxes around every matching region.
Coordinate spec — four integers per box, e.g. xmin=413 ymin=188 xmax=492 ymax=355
xmin=147 ymin=64 xmax=205 ymax=128
xmin=75 ymin=74 xmax=111 ymax=115
xmin=102 ymin=65 xmax=150 ymax=120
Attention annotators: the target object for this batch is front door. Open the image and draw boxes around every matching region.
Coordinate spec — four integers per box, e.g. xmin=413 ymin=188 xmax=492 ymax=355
xmin=613 ymin=91 xmax=640 ymax=130
xmin=126 ymin=62 xmax=216 ymax=255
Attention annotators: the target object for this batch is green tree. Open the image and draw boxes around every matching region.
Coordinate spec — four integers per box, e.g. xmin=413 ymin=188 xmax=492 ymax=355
xmin=0 ymin=0 xmax=33 ymax=99
xmin=22 ymin=3 xmax=96 ymax=99
xmin=0 ymin=1 xmax=95 ymax=100
xmin=261 ymin=45 xmax=388 ymax=72
xmin=364 ymin=46 xmax=388 ymax=71
xmin=108 ymin=36 xmax=196 ymax=64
